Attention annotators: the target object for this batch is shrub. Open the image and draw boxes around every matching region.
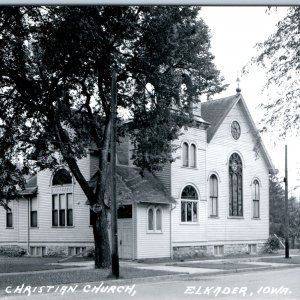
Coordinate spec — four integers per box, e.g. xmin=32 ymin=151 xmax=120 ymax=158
xmin=263 ymin=236 xmax=280 ymax=253
xmin=0 ymin=246 xmax=26 ymax=257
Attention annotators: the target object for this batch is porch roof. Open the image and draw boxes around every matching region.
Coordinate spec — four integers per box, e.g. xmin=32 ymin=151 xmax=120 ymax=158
xmin=89 ymin=166 xmax=175 ymax=205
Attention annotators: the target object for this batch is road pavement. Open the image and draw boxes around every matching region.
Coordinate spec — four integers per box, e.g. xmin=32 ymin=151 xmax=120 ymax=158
xmin=1 ymin=267 xmax=300 ymax=300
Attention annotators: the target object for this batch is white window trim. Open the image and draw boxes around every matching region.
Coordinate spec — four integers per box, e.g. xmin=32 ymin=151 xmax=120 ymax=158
xmin=147 ymin=206 xmax=163 ymax=233
xmin=181 ymin=141 xmax=197 ymax=169
xmin=209 ymin=173 xmax=219 ymax=217
xmin=180 ymin=199 xmax=199 ymax=224
xmin=6 ymin=200 xmax=13 ymax=229
xmin=252 ymin=178 xmax=260 ymax=219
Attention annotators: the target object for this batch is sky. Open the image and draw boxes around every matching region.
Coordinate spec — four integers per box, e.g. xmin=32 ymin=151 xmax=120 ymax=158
xmin=199 ymin=6 xmax=300 ymax=198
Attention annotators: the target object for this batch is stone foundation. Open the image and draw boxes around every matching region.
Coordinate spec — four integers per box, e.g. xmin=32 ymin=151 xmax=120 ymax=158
xmin=173 ymin=246 xmax=208 ymax=259
xmin=173 ymin=242 xmax=266 ymax=259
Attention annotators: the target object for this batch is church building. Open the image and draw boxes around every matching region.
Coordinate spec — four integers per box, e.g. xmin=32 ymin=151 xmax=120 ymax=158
xmin=0 ymin=92 xmax=276 ymax=259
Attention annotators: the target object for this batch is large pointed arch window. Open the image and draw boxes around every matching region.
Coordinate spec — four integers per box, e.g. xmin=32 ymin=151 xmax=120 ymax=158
xmin=229 ymin=153 xmax=243 ymax=217
xmin=181 ymin=185 xmax=198 ymax=222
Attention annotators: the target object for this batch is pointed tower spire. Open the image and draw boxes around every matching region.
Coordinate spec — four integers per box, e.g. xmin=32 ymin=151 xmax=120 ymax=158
xmin=236 ymin=76 xmax=241 ymax=93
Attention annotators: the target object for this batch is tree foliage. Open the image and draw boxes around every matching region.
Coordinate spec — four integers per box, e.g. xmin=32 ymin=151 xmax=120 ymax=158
xmin=269 ymin=175 xmax=300 ymax=247
xmin=246 ymin=7 xmax=300 ymax=136
xmin=0 ymin=6 xmax=225 ymax=267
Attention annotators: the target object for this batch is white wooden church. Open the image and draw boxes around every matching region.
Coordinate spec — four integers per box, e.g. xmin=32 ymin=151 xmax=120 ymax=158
xmin=0 ymin=92 xmax=276 ymax=259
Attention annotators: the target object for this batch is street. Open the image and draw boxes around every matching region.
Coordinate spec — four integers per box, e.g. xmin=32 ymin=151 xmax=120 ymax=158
xmin=1 ymin=267 xmax=300 ymax=300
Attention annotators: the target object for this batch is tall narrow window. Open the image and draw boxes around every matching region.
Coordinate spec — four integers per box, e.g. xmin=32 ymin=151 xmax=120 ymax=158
xmin=181 ymin=185 xmax=198 ymax=222
xmin=67 ymin=193 xmax=73 ymax=226
xmin=210 ymin=174 xmax=218 ymax=216
xmin=148 ymin=208 xmax=154 ymax=231
xmin=229 ymin=153 xmax=243 ymax=217
xmin=182 ymin=142 xmax=189 ymax=167
xmin=253 ymin=180 xmax=260 ymax=218
xmin=52 ymin=168 xmax=73 ymax=227
xmin=6 ymin=201 xmax=13 ymax=228
xmin=190 ymin=144 xmax=196 ymax=168
xmin=52 ymin=195 xmax=59 ymax=226
xmin=156 ymin=208 xmax=162 ymax=231
xmin=30 ymin=198 xmax=38 ymax=227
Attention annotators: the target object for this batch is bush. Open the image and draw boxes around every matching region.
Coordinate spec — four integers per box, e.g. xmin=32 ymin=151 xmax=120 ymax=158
xmin=87 ymin=248 xmax=95 ymax=258
xmin=263 ymin=236 xmax=280 ymax=253
xmin=0 ymin=246 xmax=26 ymax=257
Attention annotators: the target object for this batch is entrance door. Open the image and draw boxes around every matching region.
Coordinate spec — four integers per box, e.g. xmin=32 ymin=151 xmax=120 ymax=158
xmin=118 ymin=219 xmax=133 ymax=259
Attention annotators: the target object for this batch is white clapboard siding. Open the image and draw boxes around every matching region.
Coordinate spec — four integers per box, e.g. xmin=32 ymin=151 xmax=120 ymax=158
xmin=136 ymin=203 xmax=171 ymax=259
xmin=205 ymin=101 xmax=269 ymax=243
xmin=28 ymin=157 xmax=94 ymax=244
xmin=155 ymin=163 xmax=171 ymax=193
xmin=0 ymin=199 xmax=19 ymax=244
xmin=170 ymin=126 xmax=208 ymax=244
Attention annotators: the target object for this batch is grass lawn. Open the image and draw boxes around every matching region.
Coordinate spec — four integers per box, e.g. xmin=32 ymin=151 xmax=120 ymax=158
xmin=0 ymin=256 xmax=178 ymax=291
xmin=259 ymin=256 xmax=300 ymax=264
xmin=0 ymin=256 xmax=81 ymax=273
xmin=0 ymin=267 xmax=178 ymax=290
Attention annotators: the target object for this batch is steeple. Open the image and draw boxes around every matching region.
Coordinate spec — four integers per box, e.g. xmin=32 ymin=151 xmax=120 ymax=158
xmin=236 ymin=76 xmax=241 ymax=93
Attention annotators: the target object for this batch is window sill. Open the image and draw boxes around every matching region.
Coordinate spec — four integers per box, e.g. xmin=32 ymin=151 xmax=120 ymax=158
xmin=227 ymin=216 xmax=244 ymax=219
xmin=181 ymin=166 xmax=198 ymax=170
xmin=252 ymin=217 xmax=261 ymax=220
xmin=5 ymin=227 xmax=14 ymax=229
xmin=209 ymin=215 xmax=219 ymax=219
xmin=146 ymin=230 xmax=163 ymax=234
xmin=179 ymin=222 xmax=199 ymax=225
xmin=51 ymin=226 xmax=75 ymax=228
xmin=30 ymin=226 xmax=39 ymax=229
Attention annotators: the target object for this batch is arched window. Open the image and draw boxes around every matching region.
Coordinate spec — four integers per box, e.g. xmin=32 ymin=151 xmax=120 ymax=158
xmin=52 ymin=168 xmax=73 ymax=227
xmin=229 ymin=153 xmax=243 ymax=217
xmin=181 ymin=185 xmax=198 ymax=222
xmin=52 ymin=169 xmax=72 ymax=186
xmin=148 ymin=208 xmax=154 ymax=231
xmin=210 ymin=174 xmax=218 ymax=216
xmin=147 ymin=207 xmax=162 ymax=232
xmin=156 ymin=208 xmax=162 ymax=231
xmin=182 ymin=142 xmax=189 ymax=167
xmin=253 ymin=180 xmax=260 ymax=218
xmin=190 ymin=144 xmax=196 ymax=168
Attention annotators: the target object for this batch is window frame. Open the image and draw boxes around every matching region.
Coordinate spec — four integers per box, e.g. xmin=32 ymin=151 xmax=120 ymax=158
xmin=181 ymin=142 xmax=197 ymax=168
xmin=229 ymin=153 xmax=243 ymax=217
xmin=147 ymin=206 xmax=163 ymax=233
xmin=30 ymin=197 xmax=38 ymax=228
xmin=51 ymin=168 xmax=74 ymax=228
xmin=180 ymin=185 xmax=199 ymax=224
xmin=252 ymin=179 xmax=260 ymax=219
xmin=6 ymin=200 xmax=13 ymax=228
xmin=182 ymin=142 xmax=189 ymax=167
xmin=209 ymin=174 xmax=218 ymax=217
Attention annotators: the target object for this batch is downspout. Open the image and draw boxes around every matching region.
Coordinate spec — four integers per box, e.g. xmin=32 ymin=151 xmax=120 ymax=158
xmin=170 ymin=203 xmax=176 ymax=260
xmin=27 ymin=197 xmax=30 ymax=255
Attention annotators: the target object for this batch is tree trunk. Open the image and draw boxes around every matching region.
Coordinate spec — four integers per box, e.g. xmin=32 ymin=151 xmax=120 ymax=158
xmin=93 ymin=209 xmax=111 ymax=268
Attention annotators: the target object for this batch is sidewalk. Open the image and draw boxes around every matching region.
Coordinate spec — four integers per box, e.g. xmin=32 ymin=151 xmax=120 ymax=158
xmin=52 ymin=251 xmax=300 ymax=277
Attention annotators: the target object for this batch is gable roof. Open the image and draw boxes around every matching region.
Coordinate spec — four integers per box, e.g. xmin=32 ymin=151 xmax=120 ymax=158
xmin=201 ymin=93 xmax=277 ymax=175
xmin=201 ymin=94 xmax=240 ymax=143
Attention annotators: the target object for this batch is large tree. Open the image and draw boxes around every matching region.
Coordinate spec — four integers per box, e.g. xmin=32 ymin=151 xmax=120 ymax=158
xmin=247 ymin=7 xmax=300 ymax=136
xmin=0 ymin=6 xmax=225 ymax=268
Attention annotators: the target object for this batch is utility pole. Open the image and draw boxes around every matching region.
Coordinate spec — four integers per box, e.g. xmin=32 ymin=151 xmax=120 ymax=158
xmin=111 ymin=69 xmax=119 ymax=278
xmin=284 ymin=144 xmax=289 ymax=259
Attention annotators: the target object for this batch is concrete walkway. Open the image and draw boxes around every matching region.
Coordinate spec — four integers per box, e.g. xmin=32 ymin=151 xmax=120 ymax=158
xmin=51 ymin=253 xmax=300 ymax=276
